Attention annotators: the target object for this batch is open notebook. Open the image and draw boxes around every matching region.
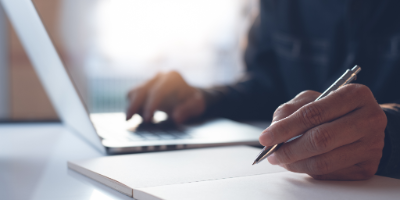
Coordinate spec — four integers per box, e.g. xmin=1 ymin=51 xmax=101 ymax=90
xmin=68 ymin=146 xmax=400 ymax=200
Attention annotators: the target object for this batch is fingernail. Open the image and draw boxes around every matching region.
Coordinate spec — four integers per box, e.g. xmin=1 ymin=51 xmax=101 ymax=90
xmin=259 ymin=129 xmax=273 ymax=146
xmin=261 ymin=127 xmax=269 ymax=136
xmin=267 ymin=153 xmax=279 ymax=165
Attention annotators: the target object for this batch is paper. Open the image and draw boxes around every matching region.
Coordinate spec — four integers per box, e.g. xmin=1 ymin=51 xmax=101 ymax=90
xmin=69 ymin=145 xmax=400 ymax=200
xmin=136 ymin=172 xmax=400 ymax=200
xmin=70 ymin=146 xmax=285 ymax=190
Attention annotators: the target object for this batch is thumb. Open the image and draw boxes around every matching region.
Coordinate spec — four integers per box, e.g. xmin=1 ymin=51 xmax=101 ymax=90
xmin=172 ymin=93 xmax=205 ymax=124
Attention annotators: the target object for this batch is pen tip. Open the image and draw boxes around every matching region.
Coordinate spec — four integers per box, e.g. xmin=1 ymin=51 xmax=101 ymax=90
xmin=252 ymin=161 xmax=257 ymax=165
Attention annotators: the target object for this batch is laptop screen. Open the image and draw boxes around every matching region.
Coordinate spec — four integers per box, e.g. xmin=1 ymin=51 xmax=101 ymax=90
xmin=1 ymin=0 xmax=106 ymax=154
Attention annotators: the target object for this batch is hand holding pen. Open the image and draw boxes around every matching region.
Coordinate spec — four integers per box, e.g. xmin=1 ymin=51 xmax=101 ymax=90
xmin=254 ymin=66 xmax=387 ymax=180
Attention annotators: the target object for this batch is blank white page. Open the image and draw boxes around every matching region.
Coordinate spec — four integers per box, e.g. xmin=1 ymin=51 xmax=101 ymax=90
xmin=136 ymin=172 xmax=400 ymax=200
xmin=69 ymin=146 xmax=285 ymax=190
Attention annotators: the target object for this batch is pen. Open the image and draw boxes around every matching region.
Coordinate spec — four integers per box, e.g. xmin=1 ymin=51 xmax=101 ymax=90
xmin=252 ymin=65 xmax=362 ymax=165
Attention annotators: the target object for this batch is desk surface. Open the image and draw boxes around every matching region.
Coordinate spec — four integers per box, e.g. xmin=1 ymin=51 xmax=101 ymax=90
xmin=0 ymin=123 xmax=132 ymax=200
xmin=0 ymin=122 xmax=269 ymax=200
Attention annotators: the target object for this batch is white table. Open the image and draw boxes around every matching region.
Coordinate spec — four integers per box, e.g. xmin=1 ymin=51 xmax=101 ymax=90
xmin=0 ymin=122 xmax=269 ymax=200
xmin=0 ymin=123 xmax=133 ymax=200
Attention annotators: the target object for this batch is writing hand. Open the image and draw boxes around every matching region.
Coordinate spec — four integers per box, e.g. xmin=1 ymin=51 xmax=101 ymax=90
xmin=259 ymin=84 xmax=387 ymax=180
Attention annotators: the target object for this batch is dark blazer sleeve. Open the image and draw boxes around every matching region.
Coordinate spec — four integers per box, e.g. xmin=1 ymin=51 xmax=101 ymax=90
xmin=200 ymin=16 xmax=286 ymax=121
xmin=376 ymin=103 xmax=400 ymax=179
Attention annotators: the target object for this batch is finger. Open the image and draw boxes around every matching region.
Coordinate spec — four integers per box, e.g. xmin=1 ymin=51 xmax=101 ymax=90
xmin=272 ymin=90 xmax=321 ymax=123
xmin=309 ymin=160 xmax=379 ymax=181
xmin=281 ymin=140 xmax=380 ymax=176
xmin=126 ymin=72 xmax=162 ymax=100
xmin=269 ymin=106 xmax=369 ymax=165
xmin=260 ymin=84 xmax=372 ymax=146
xmin=126 ymin=88 xmax=147 ymax=120
xmin=142 ymin=76 xmax=175 ymax=122
xmin=126 ymin=73 xmax=162 ymax=120
xmin=172 ymin=91 xmax=205 ymax=124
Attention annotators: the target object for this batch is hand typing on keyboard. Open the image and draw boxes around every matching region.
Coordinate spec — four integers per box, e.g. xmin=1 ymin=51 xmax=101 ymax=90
xmin=125 ymin=71 xmax=206 ymax=124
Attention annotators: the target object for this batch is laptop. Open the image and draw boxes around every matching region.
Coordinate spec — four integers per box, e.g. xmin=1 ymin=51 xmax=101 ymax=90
xmin=1 ymin=0 xmax=264 ymax=154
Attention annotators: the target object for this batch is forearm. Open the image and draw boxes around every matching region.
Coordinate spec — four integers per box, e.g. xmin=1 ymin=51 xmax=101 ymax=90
xmin=199 ymin=14 xmax=286 ymax=121
xmin=200 ymin=74 xmax=285 ymax=120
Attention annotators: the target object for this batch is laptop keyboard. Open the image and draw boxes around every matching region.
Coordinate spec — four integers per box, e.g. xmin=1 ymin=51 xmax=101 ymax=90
xmin=127 ymin=121 xmax=191 ymax=141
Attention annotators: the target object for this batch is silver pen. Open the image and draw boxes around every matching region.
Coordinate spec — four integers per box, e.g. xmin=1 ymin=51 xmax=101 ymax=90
xmin=252 ymin=65 xmax=362 ymax=165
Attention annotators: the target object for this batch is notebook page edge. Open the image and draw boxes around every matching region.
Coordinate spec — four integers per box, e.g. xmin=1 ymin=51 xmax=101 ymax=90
xmin=133 ymin=188 xmax=164 ymax=200
xmin=67 ymin=161 xmax=133 ymax=197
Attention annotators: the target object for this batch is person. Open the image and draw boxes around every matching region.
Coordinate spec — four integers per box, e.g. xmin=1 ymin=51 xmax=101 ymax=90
xmin=126 ymin=0 xmax=400 ymax=180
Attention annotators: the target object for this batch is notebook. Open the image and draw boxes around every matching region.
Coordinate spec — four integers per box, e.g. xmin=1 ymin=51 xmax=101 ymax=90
xmin=68 ymin=146 xmax=400 ymax=200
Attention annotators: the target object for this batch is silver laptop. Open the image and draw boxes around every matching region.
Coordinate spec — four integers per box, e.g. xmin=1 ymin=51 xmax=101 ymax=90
xmin=2 ymin=0 xmax=264 ymax=154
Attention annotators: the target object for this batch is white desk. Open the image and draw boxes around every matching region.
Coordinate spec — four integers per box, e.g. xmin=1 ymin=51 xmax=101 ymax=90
xmin=0 ymin=123 xmax=133 ymax=200
xmin=0 ymin=122 xmax=269 ymax=200
xmin=5 ymin=122 xmax=400 ymax=200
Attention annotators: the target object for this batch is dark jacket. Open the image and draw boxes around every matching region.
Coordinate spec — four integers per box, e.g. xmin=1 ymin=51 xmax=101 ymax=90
xmin=202 ymin=0 xmax=400 ymax=178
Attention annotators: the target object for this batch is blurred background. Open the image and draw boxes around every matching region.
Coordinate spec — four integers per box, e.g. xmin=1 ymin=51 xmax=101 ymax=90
xmin=0 ymin=0 xmax=258 ymax=121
